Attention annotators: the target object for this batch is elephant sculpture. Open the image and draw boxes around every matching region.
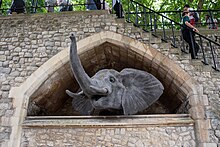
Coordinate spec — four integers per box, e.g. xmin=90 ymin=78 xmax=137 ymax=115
xmin=66 ymin=34 xmax=164 ymax=115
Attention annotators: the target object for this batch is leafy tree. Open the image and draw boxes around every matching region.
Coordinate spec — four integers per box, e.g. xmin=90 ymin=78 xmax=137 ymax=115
xmin=0 ymin=0 xmax=219 ymax=24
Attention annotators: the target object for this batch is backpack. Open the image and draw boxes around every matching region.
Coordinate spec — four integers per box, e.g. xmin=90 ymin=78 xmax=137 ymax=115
xmin=193 ymin=12 xmax=199 ymax=22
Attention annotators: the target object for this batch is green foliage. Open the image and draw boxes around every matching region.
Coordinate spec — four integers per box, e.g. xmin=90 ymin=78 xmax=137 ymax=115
xmin=0 ymin=0 xmax=219 ymax=24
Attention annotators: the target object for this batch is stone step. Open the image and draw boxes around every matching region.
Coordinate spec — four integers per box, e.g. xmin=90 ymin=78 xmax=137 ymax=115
xmin=150 ymin=36 xmax=162 ymax=44
xmin=150 ymin=42 xmax=171 ymax=51
xmin=115 ymin=18 xmax=126 ymax=24
xmin=113 ymin=17 xmax=219 ymax=73
xmin=142 ymin=32 xmax=150 ymax=41
xmin=169 ymin=47 xmax=181 ymax=54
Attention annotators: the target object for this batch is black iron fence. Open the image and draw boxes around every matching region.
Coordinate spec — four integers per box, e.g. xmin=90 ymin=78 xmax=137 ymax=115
xmin=126 ymin=0 xmax=220 ymax=71
xmin=146 ymin=9 xmax=220 ymax=29
xmin=125 ymin=6 xmax=219 ymax=30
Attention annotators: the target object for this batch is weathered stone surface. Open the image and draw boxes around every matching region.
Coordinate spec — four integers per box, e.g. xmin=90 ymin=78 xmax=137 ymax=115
xmin=22 ymin=126 xmax=195 ymax=147
xmin=0 ymin=10 xmax=219 ymax=147
xmin=1 ymin=85 xmax=10 ymax=91
xmin=0 ymin=67 xmax=11 ymax=74
xmin=0 ymin=55 xmax=6 ymax=61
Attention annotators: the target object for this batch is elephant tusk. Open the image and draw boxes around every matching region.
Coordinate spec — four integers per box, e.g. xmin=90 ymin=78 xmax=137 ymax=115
xmin=89 ymin=85 xmax=108 ymax=95
xmin=66 ymin=90 xmax=83 ymax=98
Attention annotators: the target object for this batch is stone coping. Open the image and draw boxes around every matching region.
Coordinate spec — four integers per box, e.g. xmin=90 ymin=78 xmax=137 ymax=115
xmin=0 ymin=10 xmax=111 ymax=19
xmin=23 ymin=114 xmax=193 ymax=128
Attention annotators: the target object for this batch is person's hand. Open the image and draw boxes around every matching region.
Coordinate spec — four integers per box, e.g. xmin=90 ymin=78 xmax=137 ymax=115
xmin=193 ymin=28 xmax=199 ymax=33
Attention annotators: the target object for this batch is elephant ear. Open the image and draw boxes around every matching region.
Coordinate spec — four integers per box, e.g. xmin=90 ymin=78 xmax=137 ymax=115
xmin=120 ymin=68 xmax=164 ymax=115
xmin=66 ymin=90 xmax=94 ymax=115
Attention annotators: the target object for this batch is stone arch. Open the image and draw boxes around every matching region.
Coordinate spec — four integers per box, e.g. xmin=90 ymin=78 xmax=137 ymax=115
xmin=9 ymin=31 xmax=206 ymax=146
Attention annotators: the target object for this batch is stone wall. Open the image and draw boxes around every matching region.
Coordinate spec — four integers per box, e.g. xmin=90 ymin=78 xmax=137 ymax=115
xmin=0 ymin=10 xmax=220 ymax=146
xmin=21 ymin=126 xmax=195 ymax=147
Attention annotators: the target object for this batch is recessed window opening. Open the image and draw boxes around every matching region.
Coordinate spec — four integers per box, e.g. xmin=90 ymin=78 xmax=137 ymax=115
xmin=27 ymin=42 xmax=189 ymax=116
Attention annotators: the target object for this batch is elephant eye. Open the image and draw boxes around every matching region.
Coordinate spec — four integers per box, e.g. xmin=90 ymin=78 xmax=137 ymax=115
xmin=109 ymin=77 xmax=115 ymax=83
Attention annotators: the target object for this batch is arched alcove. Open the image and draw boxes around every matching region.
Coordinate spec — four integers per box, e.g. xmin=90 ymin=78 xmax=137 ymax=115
xmin=22 ymin=31 xmax=193 ymax=116
xmin=9 ymin=31 xmax=206 ymax=147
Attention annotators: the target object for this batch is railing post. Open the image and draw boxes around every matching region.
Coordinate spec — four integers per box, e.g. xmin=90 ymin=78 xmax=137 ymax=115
xmin=149 ymin=11 xmax=153 ymax=31
xmin=209 ymin=42 xmax=218 ymax=70
xmin=153 ymin=12 xmax=157 ymax=35
xmin=143 ymin=7 xmax=147 ymax=31
xmin=162 ymin=15 xmax=166 ymax=40
xmin=135 ymin=3 xmax=138 ymax=26
xmin=127 ymin=0 xmax=130 ymax=22
xmin=31 ymin=0 xmax=35 ymax=13
xmin=199 ymin=36 xmax=208 ymax=65
xmin=179 ymin=10 xmax=182 ymax=23
xmin=171 ymin=21 xmax=176 ymax=47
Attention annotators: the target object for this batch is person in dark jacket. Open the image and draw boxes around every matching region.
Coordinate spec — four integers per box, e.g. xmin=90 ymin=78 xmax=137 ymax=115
xmin=181 ymin=9 xmax=200 ymax=59
xmin=10 ymin=0 xmax=26 ymax=14
xmin=113 ymin=0 xmax=123 ymax=18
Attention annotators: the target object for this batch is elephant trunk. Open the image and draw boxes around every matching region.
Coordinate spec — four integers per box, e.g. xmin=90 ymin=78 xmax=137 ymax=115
xmin=69 ymin=34 xmax=108 ymax=97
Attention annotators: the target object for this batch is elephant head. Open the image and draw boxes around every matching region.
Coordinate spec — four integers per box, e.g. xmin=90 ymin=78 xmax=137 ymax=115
xmin=66 ymin=34 xmax=164 ymax=115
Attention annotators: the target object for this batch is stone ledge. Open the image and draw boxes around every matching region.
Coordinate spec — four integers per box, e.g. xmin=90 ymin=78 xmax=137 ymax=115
xmin=0 ymin=10 xmax=111 ymax=20
xmin=23 ymin=114 xmax=194 ymax=128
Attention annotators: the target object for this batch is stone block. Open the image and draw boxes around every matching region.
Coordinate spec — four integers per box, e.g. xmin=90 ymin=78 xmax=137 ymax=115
xmin=1 ymin=85 xmax=10 ymax=91
xmin=188 ymin=94 xmax=202 ymax=106
xmin=200 ymin=143 xmax=217 ymax=147
xmin=0 ymin=68 xmax=11 ymax=74
xmin=24 ymin=53 xmax=33 ymax=58
xmin=202 ymin=95 xmax=209 ymax=106
xmin=189 ymin=106 xmax=205 ymax=119
xmin=0 ymin=55 xmax=6 ymax=61
xmin=0 ymin=116 xmax=11 ymax=126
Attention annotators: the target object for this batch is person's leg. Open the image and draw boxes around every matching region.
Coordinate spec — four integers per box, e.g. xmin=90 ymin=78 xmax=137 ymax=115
xmin=182 ymin=30 xmax=191 ymax=47
xmin=183 ymin=30 xmax=197 ymax=59
xmin=187 ymin=31 xmax=199 ymax=59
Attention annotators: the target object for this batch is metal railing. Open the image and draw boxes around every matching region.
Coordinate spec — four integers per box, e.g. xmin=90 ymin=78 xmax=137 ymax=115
xmin=125 ymin=0 xmax=220 ymax=71
xmin=155 ymin=9 xmax=220 ymax=29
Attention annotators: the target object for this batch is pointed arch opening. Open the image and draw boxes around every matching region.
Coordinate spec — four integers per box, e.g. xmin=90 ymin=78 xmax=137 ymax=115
xmin=9 ymin=31 xmax=196 ymax=116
